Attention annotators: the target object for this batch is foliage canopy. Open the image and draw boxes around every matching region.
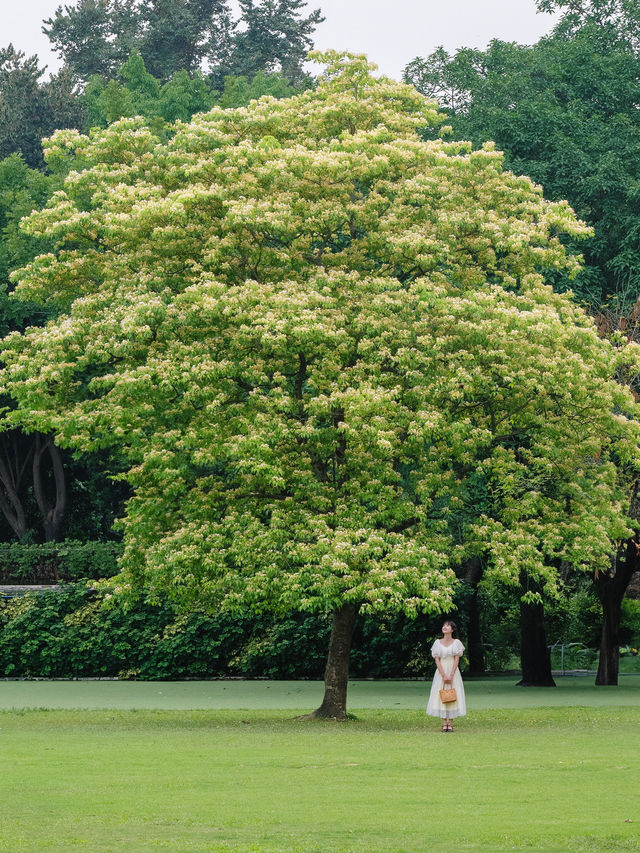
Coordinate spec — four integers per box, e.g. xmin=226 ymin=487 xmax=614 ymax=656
xmin=2 ymin=52 xmax=639 ymax=618
xmin=43 ymin=0 xmax=323 ymax=85
xmin=404 ymin=28 xmax=640 ymax=308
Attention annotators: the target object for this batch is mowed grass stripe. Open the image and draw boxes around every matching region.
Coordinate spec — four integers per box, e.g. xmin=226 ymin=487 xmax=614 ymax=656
xmin=0 ymin=707 xmax=638 ymax=852
xmin=0 ymin=674 xmax=638 ymax=710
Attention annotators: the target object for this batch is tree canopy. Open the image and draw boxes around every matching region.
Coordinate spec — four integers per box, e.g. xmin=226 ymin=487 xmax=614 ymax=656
xmin=0 ymin=46 xmax=83 ymax=169
xmin=81 ymin=49 xmax=301 ymax=130
xmin=2 ymin=52 xmax=640 ymax=712
xmin=404 ymin=26 xmax=640 ymax=307
xmin=228 ymin=0 xmax=324 ymax=86
xmin=43 ymin=0 xmax=229 ymax=80
xmin=536 ymin=0 xmax=640 ymax=45
xmin=43 ymin=0 xmax=323 ymax=85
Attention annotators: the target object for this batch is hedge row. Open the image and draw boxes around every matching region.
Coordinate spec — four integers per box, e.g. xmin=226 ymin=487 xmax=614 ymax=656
xmin=0 ymin=583 xmax=442 ymax=680
xmin=0 ymin=540 xmax=121 ymax=584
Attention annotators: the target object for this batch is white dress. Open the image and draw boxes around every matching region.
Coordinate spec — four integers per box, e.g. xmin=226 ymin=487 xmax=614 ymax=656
xmin=426 ymin=638 xmax=466 ymax=719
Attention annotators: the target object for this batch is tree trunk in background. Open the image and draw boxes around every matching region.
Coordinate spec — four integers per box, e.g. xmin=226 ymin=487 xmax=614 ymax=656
xmin=517 ymin=575 xmax=555 ymax=686
xmin=595 ymin=537 xmax=639 ymax=686
xmin=311 ymin=603 xmax=359 ymax=720
xmin=0 ymin=430 xmax=33 ymax=539
xmin=32 ymin=434 xmax=67 ymax=541
xmin=463 ymin=557 xmax=486 ymax=675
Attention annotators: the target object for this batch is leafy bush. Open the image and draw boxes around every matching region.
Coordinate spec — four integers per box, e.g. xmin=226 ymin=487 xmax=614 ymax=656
xmin=0 ymin=584 xmax=450 ymax=679
xmin=0 ymin=585 xmax=168 ymax=677
xmin=0 ymin=540 xmax=121 ymax=584
xmin=621 ymin=598 xmax=640 ymax=648
xmin=0 ymin=570 xmax=619 ymax=679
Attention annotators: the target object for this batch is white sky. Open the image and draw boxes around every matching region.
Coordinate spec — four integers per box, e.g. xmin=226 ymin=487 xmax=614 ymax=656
xmin=4 ymin=0 xmax=558 ymax=79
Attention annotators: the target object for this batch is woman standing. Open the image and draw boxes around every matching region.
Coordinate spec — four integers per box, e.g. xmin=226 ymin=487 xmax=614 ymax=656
xmin=426 ymin=620 xmax=466 ymax=731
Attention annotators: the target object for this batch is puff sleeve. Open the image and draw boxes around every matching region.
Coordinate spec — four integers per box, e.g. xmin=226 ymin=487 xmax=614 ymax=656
xmin=453 ymin=639 xmax=465 ymax=656
xmin=431 ymin=640 xmax=440 ymax=658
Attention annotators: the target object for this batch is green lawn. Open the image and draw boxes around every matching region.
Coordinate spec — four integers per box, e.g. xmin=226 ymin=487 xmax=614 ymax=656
xmin=1 ymin=679 xmax=639 ymax=851
xmin=0 ymin=674 xmax=639 ymax=710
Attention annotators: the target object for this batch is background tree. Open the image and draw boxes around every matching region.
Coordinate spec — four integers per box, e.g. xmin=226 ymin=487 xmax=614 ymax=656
xmin=3 ymin=53 xmax=639 ymax=715
xmin=224 ymin=0 xmax=324 ymax=85
xmin=0 ymin=154 xmax=64 ymax=541
xmin=43 ymin=0 xmax=145 ymax=80
xmin=139 ymin=0 xmax=234 ymax=79
xmin=81 ymin=50 xmax=297 ymax=129
xmin=536 ymin=0 xmax=640 ymax=46
xmin=216 ymin=69 xmax=299 ymax=108
xmin=403 ymin=31 xmax=640 ymax=308
xmin=82 ymin=51 xmax=216 ymax=128
xmin=44 ymin=0 xmax=233 ymax=82
xmin=0 ymin=153 xmax=128 ymax=544
xmin=0 ymin=46 xmax=83 ymax=169
xmin=44 ymin=0 xmax=321 ymax=86
xmin=403 ymin=47 xmax=483 ymax=115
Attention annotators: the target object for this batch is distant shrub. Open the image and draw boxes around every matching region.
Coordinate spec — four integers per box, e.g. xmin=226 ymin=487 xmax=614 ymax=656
xmin=0 ymin=540 xmax=121 ymax=584
xmin=0 ymin=583 xmax=445 ymax=680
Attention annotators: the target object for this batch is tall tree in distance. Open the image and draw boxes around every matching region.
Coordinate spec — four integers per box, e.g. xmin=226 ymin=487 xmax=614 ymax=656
xmin=81 ymin=49 xmax=298 ymax=130
xmin=43 ymin=0 xmax=144 ymax=80
xmin=404 ymin=33 xmax=640 ymax=308
xmin=0 ymin=46 xmax=83 ymax=168
xmin=44 ymin=0 xmax=232 ymax=82
xmin=139 ymin=0 xmax=234 ymax=79
xmin=44 ymin=0 xmax=322 ymax=86
xmin=536 ymin=0 xmax=640 ymax=45
xmin=403 ymin=46 xmax=483 ymax=115
xmin=226 ymin=0 xmax=324 ymax=85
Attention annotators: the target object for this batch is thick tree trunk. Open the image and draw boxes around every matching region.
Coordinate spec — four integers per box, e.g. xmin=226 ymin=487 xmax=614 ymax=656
xmin=310 ymin=603 xmax=359 ymax=720
xmin=595 ymin=537 xmax=639 ymax=686
xmin=466 ymin=587 xmax=486 ymax=675
xmin=463 ymin=557 xmax=486 ymax=675
xmin=596 ymin=589 xmax=623 ymax=686
xmin=517 ymin=576 xmax=555 ymax=686
xmin=33 ymin=434 xmax=67 ymax=542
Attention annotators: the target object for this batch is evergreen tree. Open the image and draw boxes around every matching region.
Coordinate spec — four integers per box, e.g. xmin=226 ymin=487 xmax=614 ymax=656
xmin=44 ymin=0 xmax=322 ymax=85
xmin=223 ymin=0 xmax=324 ymax=85
xmin=139 ymin=0 xmax=234 ymax=79
xmin=43 ymin=0 xmax=144 ymax=80
xmin=0 ymin=46 xmax=83 ymax=168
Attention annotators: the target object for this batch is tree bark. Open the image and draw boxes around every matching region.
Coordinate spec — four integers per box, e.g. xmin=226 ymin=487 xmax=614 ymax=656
xmin=595 ymin=537 xmax=639 ymax=686
xmin=310 ymin=603 xmax=359 ymax=720
xmin=516 ymin=575 xmax=555 ymax=687
xmin=32 ymin=434 xmax=67 ymax=542
xmin=0 ymin=431 xmax=33 ymax=539
xmin=463 ymin=557 xmax=486 ymax=675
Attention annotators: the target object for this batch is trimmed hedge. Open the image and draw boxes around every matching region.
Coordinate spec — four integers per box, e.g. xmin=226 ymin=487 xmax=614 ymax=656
xmin=0 ymin=583 xmax=443 ymax=680
xmin=0 ymin=540 xmax=121 ymax=584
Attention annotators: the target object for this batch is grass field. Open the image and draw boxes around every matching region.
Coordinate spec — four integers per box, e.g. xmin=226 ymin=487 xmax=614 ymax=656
xmin=1 ymin=679 xmax=638 ymax=852
xmin=1 ymin=674 xmax=639 ymax=710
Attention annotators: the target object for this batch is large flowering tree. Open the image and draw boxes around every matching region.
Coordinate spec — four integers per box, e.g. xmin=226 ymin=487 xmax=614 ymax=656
xmin=2 ymin=52 xmax=639 ymax=717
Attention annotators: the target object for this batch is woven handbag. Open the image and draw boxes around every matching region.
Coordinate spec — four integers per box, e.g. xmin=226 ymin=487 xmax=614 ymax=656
xmin=439 ymin=687 xmax=457 ymax=704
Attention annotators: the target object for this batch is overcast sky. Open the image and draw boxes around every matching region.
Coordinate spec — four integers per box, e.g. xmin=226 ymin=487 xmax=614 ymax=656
xmin=6 ymin=0 xmax=559 ymax=79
